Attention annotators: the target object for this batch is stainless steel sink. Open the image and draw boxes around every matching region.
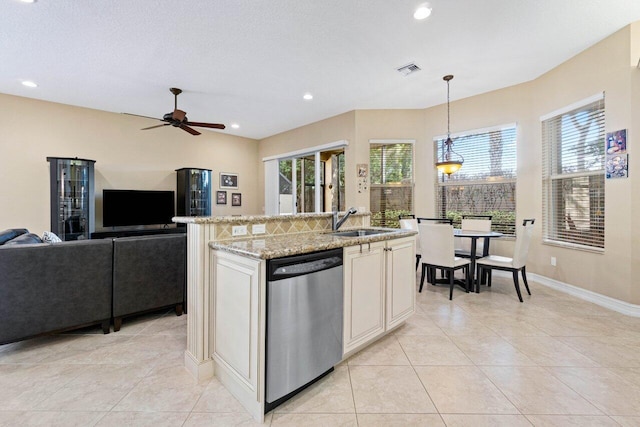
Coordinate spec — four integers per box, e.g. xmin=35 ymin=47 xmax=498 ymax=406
xmin=330 ymin=228 xmax=395 ymax=237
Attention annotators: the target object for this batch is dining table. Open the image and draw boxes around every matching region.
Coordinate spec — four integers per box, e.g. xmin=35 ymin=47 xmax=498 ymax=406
xmin=454 ymin=229 xmax=503 ymax=291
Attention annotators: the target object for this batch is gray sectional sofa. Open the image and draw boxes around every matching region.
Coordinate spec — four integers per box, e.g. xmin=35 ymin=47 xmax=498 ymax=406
xmin=0 ymin=229 xmax=186 ymax=345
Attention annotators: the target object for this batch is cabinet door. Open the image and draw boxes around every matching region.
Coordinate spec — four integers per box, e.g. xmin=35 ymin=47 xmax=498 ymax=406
xmin=343 ymin=241 xmax=386 ymax=354
xmin=212 ymin=251 xmax=263 ymax=394
xmin=386 ymin=237 xmax=416 ymax=330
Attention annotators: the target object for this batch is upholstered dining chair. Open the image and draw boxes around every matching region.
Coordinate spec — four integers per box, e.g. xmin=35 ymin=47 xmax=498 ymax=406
xmin=475 ymin=219 xmax=535 ymax=302
xmin=399 ymin=215 xmax=420 ymax=270
xmin=456 ymin=215 xmax=492 ymax=259
xmin=417 ymin=217 xmax=453 ymax=278
xmin=418 ymin=222 xmax=471 ymax=300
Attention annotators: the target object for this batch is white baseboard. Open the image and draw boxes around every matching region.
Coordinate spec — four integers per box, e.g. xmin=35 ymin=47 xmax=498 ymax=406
xmin=492 ymin=270 xmax=640 ymax=317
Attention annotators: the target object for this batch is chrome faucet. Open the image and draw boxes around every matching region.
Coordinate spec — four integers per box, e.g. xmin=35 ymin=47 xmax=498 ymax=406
xmin=332 ymin=207 xmax=358 ymax=231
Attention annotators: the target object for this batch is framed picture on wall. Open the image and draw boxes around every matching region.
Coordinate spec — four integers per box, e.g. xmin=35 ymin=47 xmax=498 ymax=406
xmin=231 ymin=193 xmax=242 ymax=207
xmin=220 ymin=172 xmax=238 ymax=189
xmin=216 ymin=191 xmax=227 ymax=205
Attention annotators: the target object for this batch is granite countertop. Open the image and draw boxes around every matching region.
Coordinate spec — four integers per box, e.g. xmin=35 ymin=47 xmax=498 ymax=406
xmin=173 ymin=211 xmax=369 ymax=224
xmin=208 ymin=227 xmax=417 ymax=259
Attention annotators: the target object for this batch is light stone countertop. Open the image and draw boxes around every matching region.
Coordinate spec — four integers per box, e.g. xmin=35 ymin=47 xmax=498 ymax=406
xmin=173 ymin=212 xmax=369 ymax=225
xmin=208 ymin=228 xmax=417 ymax=259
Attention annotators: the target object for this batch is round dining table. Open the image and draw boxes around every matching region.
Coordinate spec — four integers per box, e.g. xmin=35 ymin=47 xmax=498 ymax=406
xmin=454 ymin=229 xmax=503 ymax=291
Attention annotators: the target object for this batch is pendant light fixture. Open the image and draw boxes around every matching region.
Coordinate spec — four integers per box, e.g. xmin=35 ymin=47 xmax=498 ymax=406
xmin=436 ymin=74 xmax=463 ymax=175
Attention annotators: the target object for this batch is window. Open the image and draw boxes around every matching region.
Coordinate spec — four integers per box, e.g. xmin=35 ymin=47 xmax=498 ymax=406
xmin=369 ymin=141 xmax=414 ymax=228
xmin=541 ymin=94 xmax=605 ymax=250
xmin=435 ymin=124 xmax=517 ymax=235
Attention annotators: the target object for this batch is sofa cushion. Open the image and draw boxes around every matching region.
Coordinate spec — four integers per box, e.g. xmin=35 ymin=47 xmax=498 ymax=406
xmin=42 ymin=231 xmax=63 ymax=243
xmin=0 ymin=228 xmax=28 ymax=245
xmin=0 ymin=239 xmax=113 ymax=344
xmin=3 ymin=233 xmax=43 ymax=245
xmin=112 ymin=234 xmax=186 ymax=318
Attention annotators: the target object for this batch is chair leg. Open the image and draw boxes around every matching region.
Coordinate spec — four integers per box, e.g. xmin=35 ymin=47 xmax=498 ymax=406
xmin=512 ymin=270 xmax=524 ymax=302
xmin=415 ymin=254 xmax=421 ymax=271
xmin=448 ymin=268 xmax=454 ymax=300
xmin=487 ymin=268 xmax=492 ymax=288
xmin=419 ymin=263 xmax=427 ymax=292
xmin=465 ymin=266 xmax=470 ymax=293
xmin=522 ymin=266 xmax=531 ymax=295
xmin=475 ymin=265 xmax=481 ymax=293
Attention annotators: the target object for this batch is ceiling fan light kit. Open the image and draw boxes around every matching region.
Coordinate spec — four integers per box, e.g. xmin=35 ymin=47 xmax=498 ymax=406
xmin=126 ymin=87 xmax=225 ymax=136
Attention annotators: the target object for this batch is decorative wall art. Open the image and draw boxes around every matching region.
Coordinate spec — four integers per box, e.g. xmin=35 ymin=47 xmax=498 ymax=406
xmin=357 ymin=163 xmax=368 ymax=193
xmin=606 ymin=129 xmax=628 ymax=179
xmin=231 ymin=193 xmax=242 ymax=207
xmin=220 ymin=172 xmax=238 ymax=189
xmin=216 ymin=191 xmax=227 ymax=205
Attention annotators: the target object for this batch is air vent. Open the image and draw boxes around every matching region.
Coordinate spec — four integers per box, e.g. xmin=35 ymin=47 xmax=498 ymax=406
xmin=397 ymin=63 xmax=421 ymax=76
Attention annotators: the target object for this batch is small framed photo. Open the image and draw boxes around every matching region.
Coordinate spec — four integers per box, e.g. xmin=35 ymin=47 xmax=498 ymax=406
xmin=231 ymin=193 xmax=242 ymax=207
xmin=220 ymin=172 xmax=238 ymax=189
xmin=216 ymin=191 xmax=227 ymax=205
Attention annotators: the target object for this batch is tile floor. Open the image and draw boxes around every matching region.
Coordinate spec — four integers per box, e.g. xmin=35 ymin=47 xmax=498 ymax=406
xmin=1 ymin=275 xmax=640 ymax=426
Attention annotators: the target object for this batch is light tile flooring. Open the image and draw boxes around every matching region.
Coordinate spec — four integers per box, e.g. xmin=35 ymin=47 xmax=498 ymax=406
xmin=2 ymin=276 xmax=640 ymax=426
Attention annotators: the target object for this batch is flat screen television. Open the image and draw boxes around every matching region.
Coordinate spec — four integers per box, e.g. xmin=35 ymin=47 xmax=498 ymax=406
xmin=103 ymin=189 xmax=175 ymax=227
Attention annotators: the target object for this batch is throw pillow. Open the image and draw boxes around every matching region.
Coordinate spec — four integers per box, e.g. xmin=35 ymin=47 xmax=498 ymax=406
xmin=42 ymin=231 xmax=63 ymax=243
xmin=3 ymin=233 xmax=43 ymax=245
xmin=0 ymin=228 xmax=29 ymax=245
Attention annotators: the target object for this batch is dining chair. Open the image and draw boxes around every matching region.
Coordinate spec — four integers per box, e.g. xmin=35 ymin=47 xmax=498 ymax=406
xmin=416 ymin=218 xmax=453 ymax=278
xmin=416 ymin=217 xmax=453 ymax=225
xmin=418 ymin=223 xmax=470 ymax=300
xmin=475 ymin=219 xmax=535 ymax=302
xmin=399 ymin=215 xmax=420 ymax=270
xmin=456 ymin=215 xmax=492 ymax=259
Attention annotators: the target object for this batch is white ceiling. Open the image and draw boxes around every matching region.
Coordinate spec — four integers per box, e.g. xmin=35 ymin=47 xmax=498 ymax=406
xmin=2 ymin=0 xmax=640 ymax=140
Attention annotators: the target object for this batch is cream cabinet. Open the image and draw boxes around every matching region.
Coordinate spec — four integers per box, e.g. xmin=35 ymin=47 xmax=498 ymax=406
xmin=343 ymin=236 xmax=416 ymax=356
xmin=385 ymin=237 xmax=416 ymax=329
xmin=211 ymin=250 xmax=266 ymax=419
xmin=343 ymin=241 xmax=386 ymax=354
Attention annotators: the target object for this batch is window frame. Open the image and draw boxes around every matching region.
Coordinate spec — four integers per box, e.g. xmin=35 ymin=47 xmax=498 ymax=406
xmin=434 ymin=123 xmax=518 ymax=236
xmin=541 ymin=93 xmax=605 ymax=252
xmin=369 ymin=139 xmax=415 ymax=228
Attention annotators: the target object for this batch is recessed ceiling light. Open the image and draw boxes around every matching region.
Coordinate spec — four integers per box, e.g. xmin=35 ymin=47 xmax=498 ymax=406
xmin=231 ymin=123 xmax=240 ymax=129
xmin=20 ymin=0 xmax=36 ymax=3
xmin=414 ymin=4 xmax=432 ymax=20
xmin=303 ymin=93 xmax=313 ymax=100
xmin=21 ymin=80 xmax=38 ymax=88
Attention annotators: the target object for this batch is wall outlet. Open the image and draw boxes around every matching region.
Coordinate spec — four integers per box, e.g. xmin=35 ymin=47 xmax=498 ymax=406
xmin=232 ymin=225 xmax=247 ymax=236
xmin=252 ymin=224 xmax=266 ymax=234
xmin=551 ymin=256 xmax=557 ymax=266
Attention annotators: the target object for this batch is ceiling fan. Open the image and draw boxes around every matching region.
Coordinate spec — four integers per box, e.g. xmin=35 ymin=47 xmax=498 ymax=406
xmin=126 ymin=87 xmax=225 ymax=135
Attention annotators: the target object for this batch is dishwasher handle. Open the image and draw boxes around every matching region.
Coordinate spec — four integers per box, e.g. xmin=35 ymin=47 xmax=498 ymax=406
xmin=268 ymin=248 xmax=343 ymax=281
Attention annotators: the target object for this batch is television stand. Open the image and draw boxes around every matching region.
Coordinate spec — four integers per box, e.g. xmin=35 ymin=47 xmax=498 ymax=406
xmin=91 ymin=227 xmax=185 ymax=239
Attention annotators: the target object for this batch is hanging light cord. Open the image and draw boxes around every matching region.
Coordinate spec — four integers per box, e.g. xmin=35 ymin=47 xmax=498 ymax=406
xmin=447 ymin=77 xmax=451 ymax=141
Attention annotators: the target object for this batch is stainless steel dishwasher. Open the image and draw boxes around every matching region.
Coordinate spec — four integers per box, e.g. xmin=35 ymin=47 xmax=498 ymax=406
xmin=265 ymin=248 xmax=343 ymax=413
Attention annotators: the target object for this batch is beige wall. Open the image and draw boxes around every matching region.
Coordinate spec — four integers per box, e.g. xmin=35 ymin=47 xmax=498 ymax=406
xmin=255 ymin=23 xmax=640 ymax=304
xmin=0 ymin=94 xmax=260 ymax=234
xmin=257 ymin=111 xmax=356 ymax=212
xmin=2 ymin=22 xmax=638 ymax=304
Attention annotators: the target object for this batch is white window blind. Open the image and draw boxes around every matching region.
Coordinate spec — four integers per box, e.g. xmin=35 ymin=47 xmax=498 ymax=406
xmin=369 ymin=142 xmax=414 ymax=228
xmin=435 ymin=124 xmax=517 ymax=235
xmin=541 ymin=95 xmax=605 ymax=250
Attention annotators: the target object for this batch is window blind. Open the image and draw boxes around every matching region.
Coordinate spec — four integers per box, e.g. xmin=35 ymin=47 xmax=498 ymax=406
xmin=369 ymin=142 xmax=414 ymax=228
xmin=435 ymin=124 xmax=517 ymax=235
xmin=541 ymin=95 xmax=605 ymax=250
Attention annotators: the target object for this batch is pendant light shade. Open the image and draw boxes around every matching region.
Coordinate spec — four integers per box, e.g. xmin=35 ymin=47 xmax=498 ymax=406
xmin=436 ymin=75 xmax=463 ymax=175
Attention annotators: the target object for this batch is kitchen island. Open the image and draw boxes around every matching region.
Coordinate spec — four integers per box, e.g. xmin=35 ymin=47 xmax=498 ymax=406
xmin=173 ymin=212 xmax=416 ymax=422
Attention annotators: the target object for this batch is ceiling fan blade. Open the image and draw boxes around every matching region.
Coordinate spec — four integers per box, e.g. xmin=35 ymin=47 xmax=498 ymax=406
xmin=180 ymin=124 xmax=201 ymax=135
xmin=123 ymin=112 xmax=162 ymax=121
xmin=173 ymin=109 xmax=186 ymax=122
xmin=187 ymin=122 xmax=226 ymax=130
xmin=141 ymin=123 xmax=170 ymax=130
